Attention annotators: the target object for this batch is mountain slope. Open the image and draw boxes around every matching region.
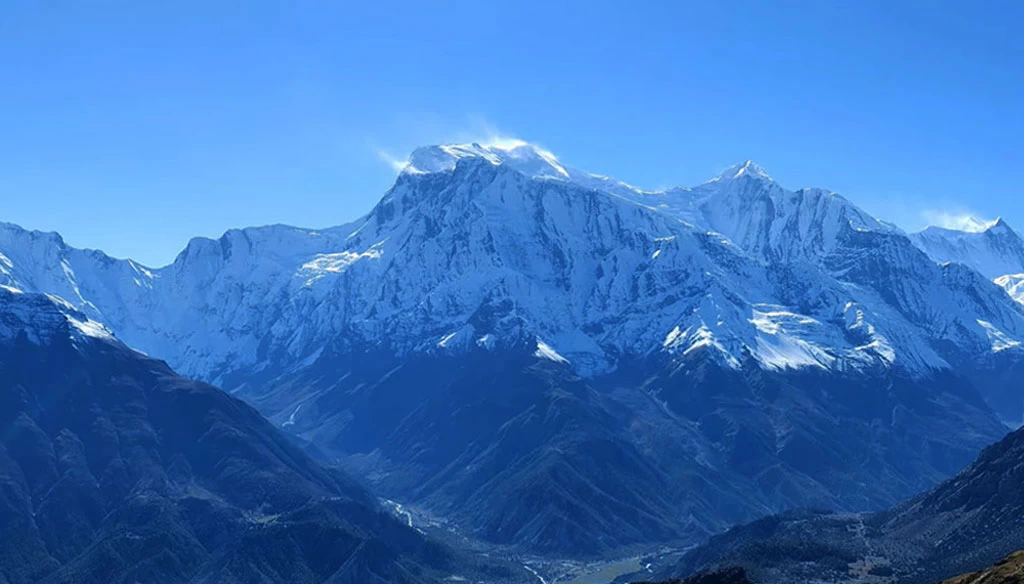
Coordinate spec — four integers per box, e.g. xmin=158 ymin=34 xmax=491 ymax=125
xmin=941 ymin=550 xmax=1024 ymax=584
xmin=0 ymin=287 xmax=520 ymax=584
xmin=664 ymin=419 xmax=1024 ymax=584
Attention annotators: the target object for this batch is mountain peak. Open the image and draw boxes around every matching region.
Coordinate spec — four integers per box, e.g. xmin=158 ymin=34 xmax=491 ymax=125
xmin=964 ymin=216 xmax=1004 ymax=233
xmin=923 ymin=216 xmax=1006 ymax=235
xmin=709 ymin=160 xmax=773 ymax=183
xmin=985 ymin=216 xmax=1013 ymax=234
xmin=404 ymin=140 xmax=570 ymax=179
xmin=912 ymin=216 xmax=1024 ymax=279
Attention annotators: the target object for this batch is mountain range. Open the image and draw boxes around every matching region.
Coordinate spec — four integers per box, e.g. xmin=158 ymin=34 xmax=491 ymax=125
xmin=3 ymin=141 xmax=1024 ymax=563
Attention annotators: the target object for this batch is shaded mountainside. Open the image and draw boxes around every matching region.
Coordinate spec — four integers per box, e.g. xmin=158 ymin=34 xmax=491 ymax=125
xmin=0 ymin=288 xmax=522 ymax=584
xmin=941 ymin=550 xmax=1024 ymax=584
xmin=236 ymin=341 xmax=1004 ymax=558
xmin=663 ymin=420 xmax=1024 ymax=584
xmin=3 ymin=143 xmax=1024 ymax=555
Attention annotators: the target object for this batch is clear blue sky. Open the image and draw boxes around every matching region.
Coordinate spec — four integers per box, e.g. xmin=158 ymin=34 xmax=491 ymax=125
xmin=2 ymin=1 xmax=1021 ymax=266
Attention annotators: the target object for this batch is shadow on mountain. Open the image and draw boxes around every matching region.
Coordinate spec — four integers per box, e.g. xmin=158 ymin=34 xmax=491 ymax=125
xmin=661 ymin=419 xmax=1024 ymax=583
xmin=0 ymin=291 xmax=522 ymax=584
xmin=234 ymin=337 xmax=1005 ymax=558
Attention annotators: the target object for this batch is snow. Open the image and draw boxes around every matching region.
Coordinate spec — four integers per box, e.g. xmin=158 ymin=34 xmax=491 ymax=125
xmin=522 ymin=565 xmax=548 ymax=584
xmin=0 ymin=285 xmax=117 ymax=346
xmin=706 ymin=160 xmax=774 ymax=183
xmin=534 ymin=339 xmax=569 ymax=364
xmin=299 ymin=242 xmax=385 ymax=284
xmin=405 ymin=141 xmax=651 ymax=200
xmin=935 ymin=216 xmax=1003 ymax=234
xmin=663 ymin=326 xmax=683 ymax=348
xmin=405 ymin=142 xmax=568 ymax=179
xmin=383 ymin=499 xmax=414 ymax=528
xmin=911 ymin=219 xmax=1024 ymax=279
xmin=281 ymin=404 xmax=302 ymax=428
xmin=2 ymin=143 xmax=1023 ymax=387
xmin=977 ymin=319 xmax=1022 ymax=352
xmin=749 ymin=308 xmax=836 ymax=371
xmin=679 ymin=325 xmax=741 ymax=369
xmin=996 ymin=273 xmax=1024 ymax=305
xmin=68 ymin=316 xmax=116 ymax=341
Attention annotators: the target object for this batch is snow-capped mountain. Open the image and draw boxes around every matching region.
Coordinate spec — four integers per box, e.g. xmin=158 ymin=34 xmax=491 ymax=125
xmin=3 ymin=143 xmax=1020 ymax=385
xmin=996 ymin=273 xmax=1024 ymax=304
xmin=911 ymin=217 xmax=1024 ymax=280
xmin=2 ymin=141 xmax=1023 ymax=555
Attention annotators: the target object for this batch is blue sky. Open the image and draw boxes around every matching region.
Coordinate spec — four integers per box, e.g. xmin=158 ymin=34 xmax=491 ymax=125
xmin=1 ymin=1 xmax=1021 ymax=266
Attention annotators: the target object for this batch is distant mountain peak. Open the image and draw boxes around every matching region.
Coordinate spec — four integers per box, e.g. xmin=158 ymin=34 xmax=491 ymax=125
xmin=708 ymin=160 xmax=773 ymax=183
xmin=985 ymin=216 xmax=1014 ymax=235
xmin=912 ymin=216 xmax=1024 ymax=280
xmin=923 ymin=215 xmax=1005 ymax=235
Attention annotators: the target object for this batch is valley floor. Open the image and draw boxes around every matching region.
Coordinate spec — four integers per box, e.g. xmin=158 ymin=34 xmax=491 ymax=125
xmin=379 ymin=495 xmax=689 ymax=584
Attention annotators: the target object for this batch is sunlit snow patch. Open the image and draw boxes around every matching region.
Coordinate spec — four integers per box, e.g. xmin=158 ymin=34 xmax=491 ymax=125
xmin=68 ymin=317 xmax=116 ymax=341
xmin=298 ymin=241 xmax=384 ymax=285
xmin=995 ymin=273 xmax=1024 ymax=305
xmin=664 ymin=324 xmax=741 ymax=369
xmin=534 ymin=339 xmax=569 ymax=364
xmin=749 ymin=308 xmax=835 ymax=371
xmin=977 ymin=319 xmax=1022 ymax=352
